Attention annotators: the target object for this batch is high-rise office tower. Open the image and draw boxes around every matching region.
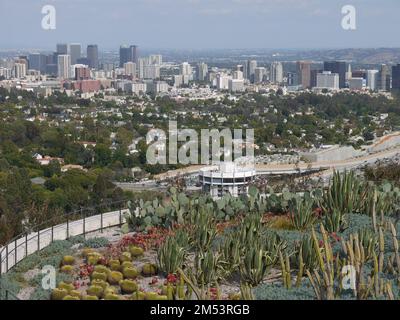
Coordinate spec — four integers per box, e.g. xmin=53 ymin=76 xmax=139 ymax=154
xmin=392 ymin=64 xmax=400 ymax=91
xmin=316 ymin=71 xmax=340 ymax=90
xmin=378 ymin=64 xmax=391 ymax=91
xmin=366 ymin=70 xmax=379 ymax=91
xmin=69 ymin=44 xmax=81 ymax=65
xmin=297 ymin=61 xmax=311 ymax=89
xmin=180 ymin=62 xmax=192 ymax=76
xmin=130 ymin=45 xmax=139 ymax=65
xmin=197 ymin=62 xmax=208 ymax=81
xmin=28 ymin=53 xmax=47 ymax=74
xmin=324 ymin=61 xmax=347 ymax=88
xmin=244 ymin=60 xmax=257 ymax=82
xmin=75 ymin=66 xmax=91 ymax=81
xmin=120 ymin=45 xmax=131 ymax=67
xmin=87 ymin=45 xmax=99 ymax=69
xmin=270 ymin=62 xmax=283 ymax=84
xmin=56 ymin=44 xmax=68 ymax=55
xmin=57 ymin=54 xmax=71 ymax=79
xmin=254 ymin=67 xmax=266 ymax=83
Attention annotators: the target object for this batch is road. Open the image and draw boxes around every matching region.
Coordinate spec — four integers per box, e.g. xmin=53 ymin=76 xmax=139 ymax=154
xmin=152 ymin=144 xmax=400 ymax=181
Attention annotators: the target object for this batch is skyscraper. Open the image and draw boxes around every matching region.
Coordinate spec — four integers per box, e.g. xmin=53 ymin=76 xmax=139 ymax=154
xmin=297 ymin=61 xmax=311 ymax=89
xmin=378 ymin=64 xmax=391 ymax=92
xmin=270 ymin=62 xmax=283 ymax=84
xmin=366 ymin=70 xmax=379 ymax=91
xmin=244 ymin=60 xmax=257 ymax=82
xmin=56 ymin=44 xmax=68 ymax=55
xmin=392 ymin=64 xmax=400 ymax=91
xmin=87 ymin=45 xmax=99 ymax=69
xmin=197 ymin=62 xmax=208 ymax=81
xmin=149 ymin=55 xmax=162 ymax=66
xmin=130 ymin=45 xmax=139 ymax=65
xmin=28 ymin=53 xmax=47 ymax=74
xmin=57 ymin=55 xmax=71 ymax=79
xmin=69 ymin=44 xmax=81 ymax=65
xmin=124 ymin=62 xmax=136 ymax=77
xmin=119 ymin=45 xmax=131 ymax=67
xmin=324 ymin=61 xmax=347 ymax=88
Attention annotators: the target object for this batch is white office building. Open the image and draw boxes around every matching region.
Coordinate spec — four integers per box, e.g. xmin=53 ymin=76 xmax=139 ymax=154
xmin=349 ymin=77 xmax=366 ymax=90
xmin=13 ymin=63 xmax=26 ymax=79
xmin=254 ymin=67 xmax=266 ymax=83
xmin=124 ymin=62 xmax=137 ymax=77
xmin=316 ymin=71 xmax=340 ymax=90
xmin=57 ymin=55 xmax=71 ymax=79
xmin=270 ymin=62 xmax=284 ymax=83
xmin=229 ymin=79 xmax=245 ymax=92
xmin=366 ymin=70 xmax=379 ymax=91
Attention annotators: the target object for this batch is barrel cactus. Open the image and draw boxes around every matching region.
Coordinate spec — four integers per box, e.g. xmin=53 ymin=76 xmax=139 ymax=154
xmin=62 ymin=255 xmax=75 ymax=266
xmin=86 ymin=285 xmax=104 ymax=298
xmin=123 ymin=266 xmax=139 ymax=279
xmin=82 ymin=295 xmax=99 ymax=300
xmin=141 ymin=263 xmax=158 ymax=276
xmin=51 ymin=288 xmax=68 ymax=300
xmin=60 ymin=265 xmax=74 ymax=274
xmin=119 ymin=279 xmax=138 ymax=294
xmin=108 ymin=271 xmax=124 ymax=285
xmin=130 ymin=246 xmax=144 ymax=257
xmin=119 ymin=252 xmax=132 ymax=263
xmin=62 ymin=295 xmax=80 ymax=300
xmin=91 ymin=271 xmax=108 ymax=282
xmin=58 ymin=281 xmax=75 ymax=292
xmin=91 ymin=279 xmax=109 ymax=290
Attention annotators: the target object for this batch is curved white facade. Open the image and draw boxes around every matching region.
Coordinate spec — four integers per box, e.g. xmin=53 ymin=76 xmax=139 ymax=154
xmin=199 ymin=162 xmax=256 ymax=198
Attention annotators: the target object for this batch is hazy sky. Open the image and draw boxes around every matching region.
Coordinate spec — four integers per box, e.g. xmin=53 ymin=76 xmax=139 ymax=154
xmin=1 ymin=0 xmax=399 ymax=50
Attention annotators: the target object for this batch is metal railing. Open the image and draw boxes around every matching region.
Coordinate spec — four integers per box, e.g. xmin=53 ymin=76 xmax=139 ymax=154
xmin=0 ymin=199 xmax=132 ymax=300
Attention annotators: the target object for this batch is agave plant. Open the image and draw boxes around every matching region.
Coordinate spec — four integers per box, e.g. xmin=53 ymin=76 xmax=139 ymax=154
xmin=289 ymin=198 xmax=317 ymax=231
xmin=157 ymin=237 xmax=187 ymax=275
xmin=239 ymin=243 xmax=275 ymax=286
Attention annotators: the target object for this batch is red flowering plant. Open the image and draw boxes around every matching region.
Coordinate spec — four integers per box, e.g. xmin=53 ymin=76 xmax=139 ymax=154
xmin=165 ymin=273 xmax=178 ymax=285
xmin=79 ymin=264 xmax=94 ymax=278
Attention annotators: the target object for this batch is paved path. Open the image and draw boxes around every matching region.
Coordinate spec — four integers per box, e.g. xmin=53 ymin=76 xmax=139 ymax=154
xmin=0 ymin=209 xmax=129 ymax=274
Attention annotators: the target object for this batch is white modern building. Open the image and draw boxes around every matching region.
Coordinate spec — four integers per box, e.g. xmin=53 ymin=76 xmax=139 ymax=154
xmin=349 ymin=77 xmax=366 ymax=90
xmin=270 ymin=62 xmax=283 ymax=84
xmin=199 ymin=162 xmax=257 ymax=198
xmin=229 ymin=79 xmax=245 ymax=92
xmin=366 ymin=70 xmax=379 ymax=91
xmin=57 ymin=55 xmax=71 ymax=79
xmin=316 ymin=71 xmax=339 ymax=90
xmin=124 ymin=62 xmax=137 ymax=77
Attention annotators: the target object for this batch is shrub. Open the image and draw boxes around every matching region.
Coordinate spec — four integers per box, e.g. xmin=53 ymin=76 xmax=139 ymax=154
xmin=81 ymin=237 xmax=110 ymax=249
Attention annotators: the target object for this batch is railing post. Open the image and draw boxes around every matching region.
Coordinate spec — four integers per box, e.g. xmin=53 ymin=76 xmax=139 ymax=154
xmin=66 ymin=216 xmax=69 ymax=239
xmin=25 ymin=233 xmax=28 ymax=258
xmin=14 ymin=239 xmax=17 ymax=266
xmin=51 ymin=225 xmax=54 ymax=243
xmin=101 ymin=211 xmax=103 ymax=233
xmin=37 ymin=230 xmax=40 ymax=251
xmin=83 ymin=209 xmax=86 ymax=239
xmin=6 ymin=245 xmax=8 ymax=272
xmin=119 ymin=208 xmax=122 ymax=226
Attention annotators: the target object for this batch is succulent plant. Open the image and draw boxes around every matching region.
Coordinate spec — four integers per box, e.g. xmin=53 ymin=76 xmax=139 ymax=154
xmin=91 ymin=279 xmax=109 ymax=290
xmin=141 ymin=263 xmax=158 ymax=276
xmin=86 ymin=285 xmax=104 ymax=298
xmin=91 ymin=271 xmax=108 ymax=282
xmin=119 ymin=279 xmax=138 ymax=294
xmin=157 ymin=237 xmax=187 ymax=275
xmin=129 ymin=246 xmax=144 ymax=257
xmin=94 ymin=265 xmax=111 ymax=275
xmin=62 ymin=255 xmax=75 ymax=266
xmin=58 ymin=281 xmax=75 ymax=292
xmin=62 ymin=295 xmax=80 ymax=300
xmin=60 ymin=265 xmax=74 ymax=274
xmin=51 ymin=288 xmax=69 ymax=300
xmin=104 ymin=293 xmax=121 ymax=300
xmin=108 ymin=271 xmax=124 ymax=285
xmin=119 ymin=252 xmax=132 ymax=263
xmin=123 ymin=266 xmax=139 ymax=279
xmin=130 ymin=291 xmax=146 ymax=300
xmin=109 ymin=259 xmax=121 ymax=271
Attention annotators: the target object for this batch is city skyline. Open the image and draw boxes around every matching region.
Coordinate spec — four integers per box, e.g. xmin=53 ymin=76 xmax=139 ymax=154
xmin=1 ymin=0 xmax=400 ymax=50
